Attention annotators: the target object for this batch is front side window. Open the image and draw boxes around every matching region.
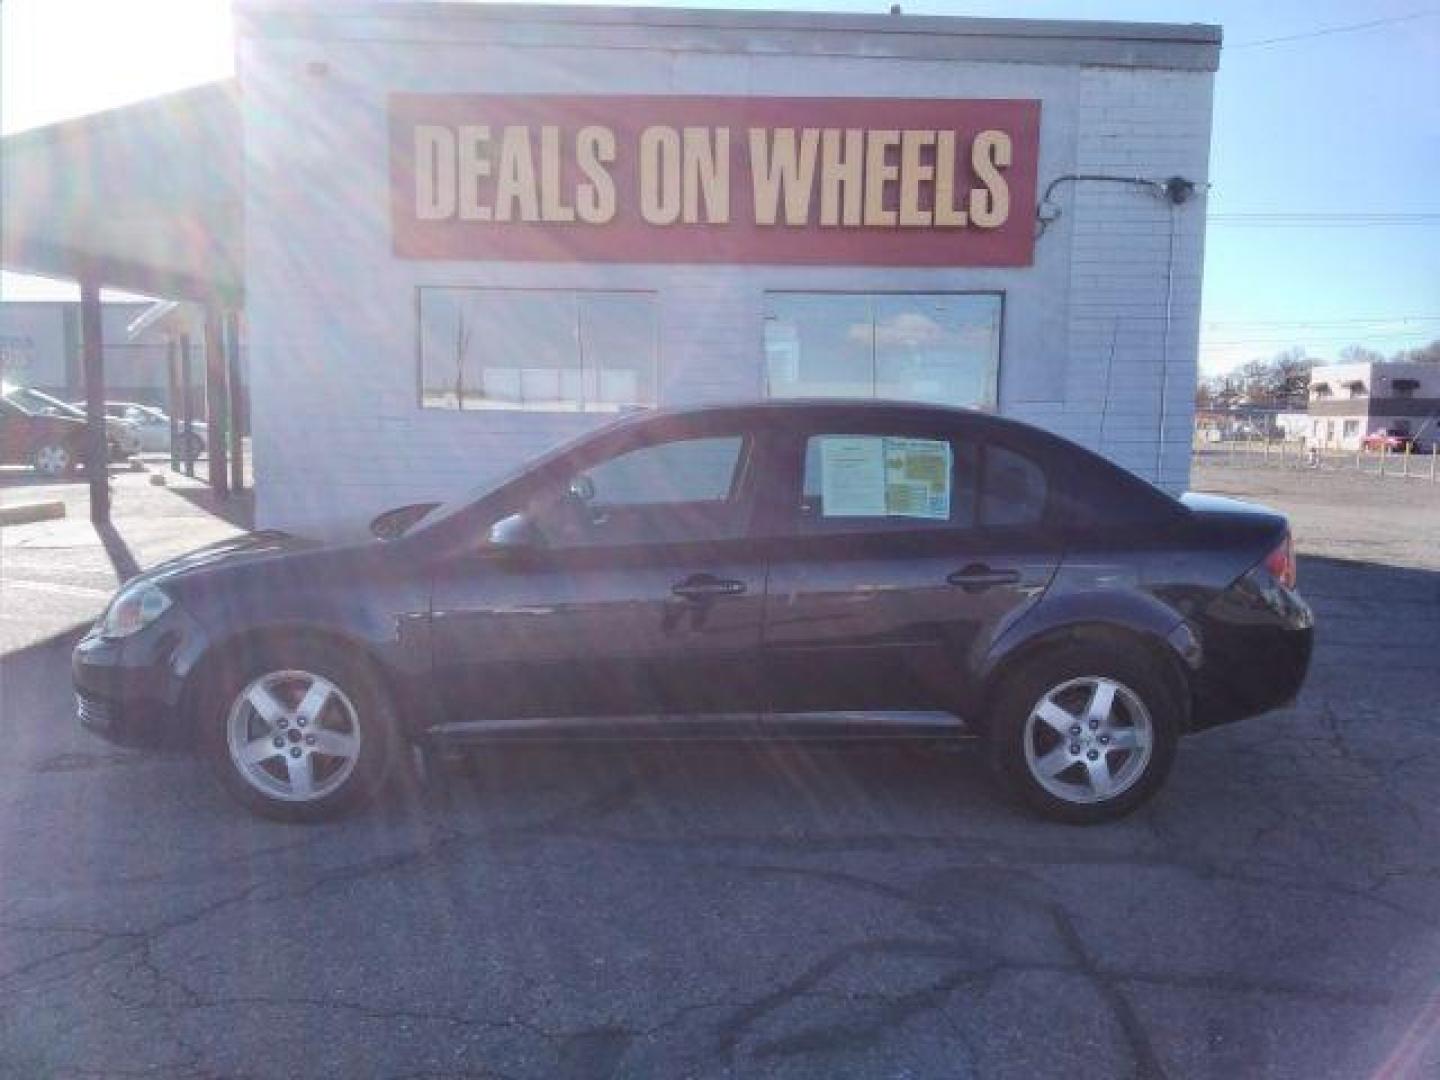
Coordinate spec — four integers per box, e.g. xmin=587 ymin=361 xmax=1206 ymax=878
xmin=532 ymin=435 xmax=750 ymax=548
xmin=420 ymin=288 xmax=657 ymax=412
xmin=764 ymin=292 xmax=1001 ymax=409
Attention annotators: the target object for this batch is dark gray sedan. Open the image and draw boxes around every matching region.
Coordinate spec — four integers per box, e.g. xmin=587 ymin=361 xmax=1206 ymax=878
xmin=74 ymin=401 xmax=1313 ymax=823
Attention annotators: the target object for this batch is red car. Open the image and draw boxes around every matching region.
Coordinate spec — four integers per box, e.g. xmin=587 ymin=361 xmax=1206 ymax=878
xmin=1361 ymin=428 xmax=1426 ymax=454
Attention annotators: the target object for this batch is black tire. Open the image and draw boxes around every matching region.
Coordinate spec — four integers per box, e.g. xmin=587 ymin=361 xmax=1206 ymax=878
xmin=180 ymin=431 xmax=205 ymax=460
xmin=200 ymin=640 xmax=399 ymax=823
xmin=985 ymin=641 xmax=1180 ymax=825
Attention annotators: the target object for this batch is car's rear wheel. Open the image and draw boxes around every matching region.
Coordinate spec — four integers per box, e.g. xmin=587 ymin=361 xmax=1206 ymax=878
xmin=31 ymin=441 xmax=73 ymax=477
xmin=202 ymin=644 xmax=398 ymax=822
xmin=987 ymin=642 xmax=1179 ymax=824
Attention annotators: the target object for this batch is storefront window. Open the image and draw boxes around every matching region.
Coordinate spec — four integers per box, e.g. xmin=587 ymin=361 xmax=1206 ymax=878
xmin=419 ymin=288 xmax=657 ymax=411
xmin=764 ymin=292 xmax=1001 ymax=409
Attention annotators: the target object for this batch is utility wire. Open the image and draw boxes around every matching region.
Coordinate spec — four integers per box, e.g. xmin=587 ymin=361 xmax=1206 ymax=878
xmin=1210 ymin=213 xmax=1439 ymax=220
xmin=1230 ymin=9 xmax=1440 ymax=49
xmin=1202 ymin=333 xmax=1438 ymax=346
xmin=1208 ymin=213 xmax=1440 ymax=228
xmin=1203 ymin=316 xmax=1440 ymax=327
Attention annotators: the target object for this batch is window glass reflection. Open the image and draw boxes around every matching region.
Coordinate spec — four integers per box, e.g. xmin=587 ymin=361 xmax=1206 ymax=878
xmin=765 ymin=292 xmax=1001 ymax=409
xmin=420 ymin=288 xmax=656 ymax=412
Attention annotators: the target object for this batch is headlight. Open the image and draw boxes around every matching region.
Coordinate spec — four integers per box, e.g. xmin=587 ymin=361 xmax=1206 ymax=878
xmin=100 ymin=582 xmax=172 ymax=639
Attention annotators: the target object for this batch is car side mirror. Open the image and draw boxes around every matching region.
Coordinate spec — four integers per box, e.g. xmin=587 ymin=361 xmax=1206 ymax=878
xmin=568 ymin=474 xmax=595 ymax=503
xmin=486 ymin=511 xmax=541 ymax=555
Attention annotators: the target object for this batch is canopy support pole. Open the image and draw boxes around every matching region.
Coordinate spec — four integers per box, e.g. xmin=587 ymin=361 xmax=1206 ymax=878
xmin=204 ymin=305 xmax=230 ymax=500
xmin=79 ymin=277 xmax=110 ymax=525
xmin=225 ymin=311 xmax=244 ymax=494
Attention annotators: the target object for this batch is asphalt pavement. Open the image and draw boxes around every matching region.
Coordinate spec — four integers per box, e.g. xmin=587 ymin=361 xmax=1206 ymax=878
xmin=0 ymin=464 xmax=1437 ymax=1079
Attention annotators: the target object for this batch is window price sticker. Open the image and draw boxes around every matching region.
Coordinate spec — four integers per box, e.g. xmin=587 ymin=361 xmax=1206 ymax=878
xmin=820 ymin=436 xmax=951 ymax=520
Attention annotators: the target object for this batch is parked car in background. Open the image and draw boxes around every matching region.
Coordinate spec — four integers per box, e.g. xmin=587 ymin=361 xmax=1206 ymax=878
xmin=1 ymin=384 xmax=88 ymax=476
xmin=74 ymin=401 xmax=1314 ymax=825
xmin=1 ymin=384 xmax=130 ymax=475
xmin=75 ymin=402 xmax=208 ymax=457
xmin=1361 ymin=428 xmax=1428 ymax=454
xmin=40 ymin=394 xmax=142 ymax=457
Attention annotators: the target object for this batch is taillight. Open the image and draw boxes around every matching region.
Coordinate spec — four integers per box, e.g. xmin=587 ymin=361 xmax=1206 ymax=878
xmin=1264 ymin=531 xmax=1296 ymax=589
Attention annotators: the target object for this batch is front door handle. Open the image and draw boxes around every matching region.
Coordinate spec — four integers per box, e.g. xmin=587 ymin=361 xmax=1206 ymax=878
xmin=947 ymin=564 xmax=1021 ymax=592
xmin=672 ymin=573 xmax=747 ymax=601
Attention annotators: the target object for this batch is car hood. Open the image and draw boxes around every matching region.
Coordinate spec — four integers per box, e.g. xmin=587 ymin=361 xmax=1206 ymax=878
xmin=139 ymin=531 xmax=325 ymax=588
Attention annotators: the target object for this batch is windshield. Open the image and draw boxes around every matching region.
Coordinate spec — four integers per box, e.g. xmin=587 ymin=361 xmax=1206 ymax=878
xmin=1 ymin=384 xmax=84 ymax=418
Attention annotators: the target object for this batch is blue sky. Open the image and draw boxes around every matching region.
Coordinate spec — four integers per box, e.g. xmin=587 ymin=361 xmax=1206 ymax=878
xmin=2 ymin=0 xmax=1437 ymax=374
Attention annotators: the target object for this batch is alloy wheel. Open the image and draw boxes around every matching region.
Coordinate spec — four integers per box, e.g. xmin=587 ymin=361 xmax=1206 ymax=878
xmin=1022 ymin=676 xmax=1154 ymax=805
xmin=33 ymin=444 xmax=70 ymax=476
xmin=225 ymin=669 xmax=362 ymax=802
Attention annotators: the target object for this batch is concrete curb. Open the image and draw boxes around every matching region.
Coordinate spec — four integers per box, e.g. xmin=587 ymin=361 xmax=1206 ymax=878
xmin=0 ymin=500 xmax=67 ymax=527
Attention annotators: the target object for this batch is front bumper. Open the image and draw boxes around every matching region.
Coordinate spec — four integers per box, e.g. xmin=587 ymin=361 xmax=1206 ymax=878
xmin=71 ymin=605 xmax=205 ymax=748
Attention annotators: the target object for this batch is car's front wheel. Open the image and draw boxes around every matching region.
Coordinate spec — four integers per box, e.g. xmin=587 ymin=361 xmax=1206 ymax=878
xmin=987 ymin=642 xmax=1179 ymax=824
xmin=202 ymin=643 xmax=398 ymax=822
xmin=31 ymin=441 xmax=73 ymax=477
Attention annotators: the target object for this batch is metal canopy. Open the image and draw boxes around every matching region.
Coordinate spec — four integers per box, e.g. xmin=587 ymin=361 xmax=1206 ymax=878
xmin=1 ymin=81 xmax=242 ymax=305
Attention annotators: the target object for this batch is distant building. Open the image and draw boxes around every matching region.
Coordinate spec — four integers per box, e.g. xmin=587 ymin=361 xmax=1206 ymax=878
xmin=1306 ymin=361 xmax=1440 ymax=450
xmin=0 ymin=300 xmax=176 ymax=405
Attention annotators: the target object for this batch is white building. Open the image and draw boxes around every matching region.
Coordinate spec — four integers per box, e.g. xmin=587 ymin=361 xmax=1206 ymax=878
xmin=3 ymin=4 xmax=1220 ymax=535
xmin=1306 ymin=361 xmax=1440 ymax=451
xmin=0 ymin=300 xmax=181 ymax=407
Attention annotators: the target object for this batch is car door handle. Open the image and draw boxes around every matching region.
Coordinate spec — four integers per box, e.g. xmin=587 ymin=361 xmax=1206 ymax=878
xmin=672 ymin=574 xmax=747 ymax=600
xmin=947 ymin=564 xmax=1021 ymax=592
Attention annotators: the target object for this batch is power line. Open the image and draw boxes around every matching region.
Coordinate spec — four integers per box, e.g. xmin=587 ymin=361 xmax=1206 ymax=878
xmin=1210 ymin=213 xmax=1440 ymax=220
xmin=1201 ymin=333 xmax=1438 ymax=346
xmin=1202 ymin=316 xmax=1440 ymax=328
xmin=1230 ymin=9 xmax=1440 ymax=49
xmin=1208 ymin=213 xmax=1440 ymax=229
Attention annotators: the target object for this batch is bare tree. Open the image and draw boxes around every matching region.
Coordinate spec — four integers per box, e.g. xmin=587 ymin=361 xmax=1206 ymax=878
xmin=1270 ymin=348 xmax=1314 ymax=409
xmin=1340 ymin=344 xmax=1385 ymax=365
xmin=453 ymin=312 xmax=473 ymax=408
xmin=1390 ymin=339 xmax=1440 ymax=364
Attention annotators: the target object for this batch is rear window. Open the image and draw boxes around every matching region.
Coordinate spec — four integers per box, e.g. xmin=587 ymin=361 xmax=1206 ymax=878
xmin=980 ymin=445 xmax=1048 ymax=527
xmin=1054 ymin=450 xmax=1186 ymax=529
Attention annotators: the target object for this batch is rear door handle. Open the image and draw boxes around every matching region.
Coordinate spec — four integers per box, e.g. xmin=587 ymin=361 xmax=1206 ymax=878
xmin=947 ymin=564 xmax=1021 ymax=592
xmin=672 ymin=574 xmax=747 ymax=601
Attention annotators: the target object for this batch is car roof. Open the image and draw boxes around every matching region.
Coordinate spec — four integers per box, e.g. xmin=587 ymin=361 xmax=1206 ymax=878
xmin=620 ymin=398 xmax=1063 ymax=448
xmin=625 ymin=398 xmax=1001 ymax=430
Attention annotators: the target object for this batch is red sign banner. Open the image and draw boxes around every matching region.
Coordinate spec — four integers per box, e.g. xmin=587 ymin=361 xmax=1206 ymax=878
xmin=390 ymin=94 xmax=1040 ymax=266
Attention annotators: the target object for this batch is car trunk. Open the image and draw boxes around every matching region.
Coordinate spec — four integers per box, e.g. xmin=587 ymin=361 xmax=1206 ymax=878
xmin=1178 ymin=493 xmax=1310 ymax=728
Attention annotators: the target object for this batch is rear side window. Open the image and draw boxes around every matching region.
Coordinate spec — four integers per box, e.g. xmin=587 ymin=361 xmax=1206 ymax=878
xmin=980 ymin=445 xmax=1048 ymax=527
xmin=798 ymin=433 xmax=978 ymax=531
